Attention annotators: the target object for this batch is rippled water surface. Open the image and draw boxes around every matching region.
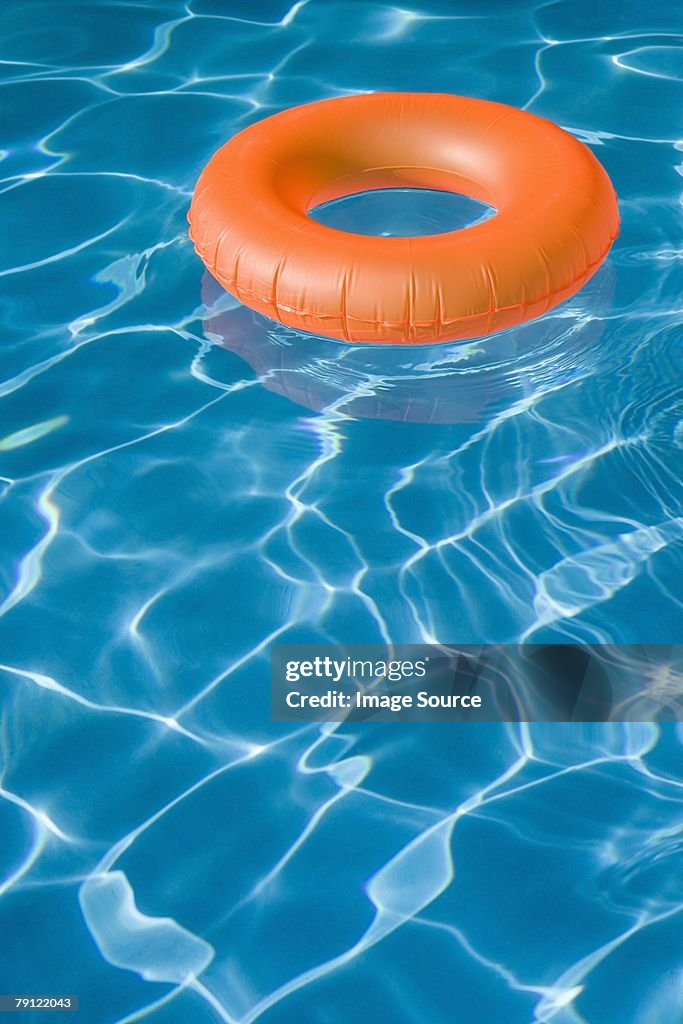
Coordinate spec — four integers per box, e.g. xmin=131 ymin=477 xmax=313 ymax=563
xmin=1 ymin=1 xmax=683 ymax=1021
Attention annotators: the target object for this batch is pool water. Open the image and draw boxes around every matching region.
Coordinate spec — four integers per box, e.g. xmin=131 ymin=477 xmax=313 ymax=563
xmin=1 ymin=1 xmax=683 ymax=1021
xmin=309 ymin=187 xmax=497 ymax=236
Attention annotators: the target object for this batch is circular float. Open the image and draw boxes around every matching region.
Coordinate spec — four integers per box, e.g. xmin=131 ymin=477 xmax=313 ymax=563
xmin=189 ymin=93 xmax=619 ymax=346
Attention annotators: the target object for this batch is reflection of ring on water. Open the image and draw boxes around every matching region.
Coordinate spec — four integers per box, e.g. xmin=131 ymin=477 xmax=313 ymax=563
xmin=201 ymin=266 xmax=614 ymax=425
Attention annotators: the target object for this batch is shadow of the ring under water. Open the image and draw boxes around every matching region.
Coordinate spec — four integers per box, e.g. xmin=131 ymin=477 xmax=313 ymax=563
xmin=200 ymin=266 xmax=614 ymax=425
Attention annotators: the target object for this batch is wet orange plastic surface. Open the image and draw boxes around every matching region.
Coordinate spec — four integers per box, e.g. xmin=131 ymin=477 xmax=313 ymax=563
xmin=188 ymin=93 xmax=619 ymax=345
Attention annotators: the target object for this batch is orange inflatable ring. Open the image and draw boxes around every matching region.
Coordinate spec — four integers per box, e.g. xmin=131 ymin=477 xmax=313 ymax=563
xmin=189 ymin=93 xmax=619 ymax=346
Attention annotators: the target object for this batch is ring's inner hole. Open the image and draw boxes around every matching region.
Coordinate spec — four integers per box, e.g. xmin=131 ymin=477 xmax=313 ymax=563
xmin=308 ymin=187 xmax=497 ymax=237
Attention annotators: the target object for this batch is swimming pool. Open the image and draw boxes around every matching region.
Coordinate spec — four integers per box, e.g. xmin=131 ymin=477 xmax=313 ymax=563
xmin=1 ymin=0 xmax=682 ymax=1020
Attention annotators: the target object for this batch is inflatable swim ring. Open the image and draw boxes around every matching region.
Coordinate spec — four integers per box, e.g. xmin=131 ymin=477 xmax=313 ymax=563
xmin=189 ymin=93 xmax=619 ymax=346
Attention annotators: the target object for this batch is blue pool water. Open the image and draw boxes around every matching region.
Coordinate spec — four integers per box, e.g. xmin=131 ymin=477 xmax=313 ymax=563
xmin=1 ymin=0 xmax=683 ymax=1020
